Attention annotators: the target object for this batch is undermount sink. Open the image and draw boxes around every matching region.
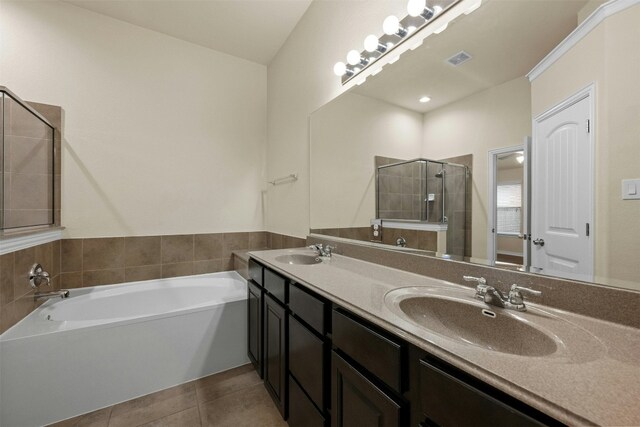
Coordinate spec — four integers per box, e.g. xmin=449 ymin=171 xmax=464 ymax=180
xmin=386 ymin=288 xmax=558 ymax=357
xmin=275 ymin=254 xmax=322 ymax=265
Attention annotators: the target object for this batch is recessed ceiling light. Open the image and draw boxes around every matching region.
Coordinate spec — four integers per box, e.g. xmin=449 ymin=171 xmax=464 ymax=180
xmin=419 ymin=96 xmax=431 ymax=103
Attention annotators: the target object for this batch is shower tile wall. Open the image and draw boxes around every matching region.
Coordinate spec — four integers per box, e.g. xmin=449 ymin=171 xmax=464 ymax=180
xmin=0 ymin=232 xmax=305 ymax=334
xmin=310 ymin=227 xmax=437 ymax=252
xmin=375 ymin=156 xmax=425 ymax=220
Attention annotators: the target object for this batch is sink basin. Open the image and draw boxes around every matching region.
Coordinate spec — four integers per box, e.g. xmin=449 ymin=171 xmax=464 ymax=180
xmin=386 ymin=289 xmax=558 ymax=357
xmin=275 ymin=254 xmax=322 ymax=265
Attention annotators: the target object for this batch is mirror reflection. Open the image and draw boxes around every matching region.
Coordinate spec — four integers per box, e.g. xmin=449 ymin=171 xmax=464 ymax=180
xmin=309 ymin=0 xmax=640 ymax=290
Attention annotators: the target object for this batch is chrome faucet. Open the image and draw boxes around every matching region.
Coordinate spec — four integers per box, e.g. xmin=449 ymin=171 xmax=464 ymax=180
xmin=308 ymin=243 xmax=335 ymax=257
xmin=29 ymin=263 xmax=70 ymax=301
xmin=463 ymin=276 xmax=541 ymax=312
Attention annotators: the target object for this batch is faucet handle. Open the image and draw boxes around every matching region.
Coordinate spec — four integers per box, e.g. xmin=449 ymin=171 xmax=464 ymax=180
xmin=463 ymin=275 xmax=486 ymax=286
xmin=509 ymin=284 xmax=541 ymax=305
xmin=29 ymin=263 xmax=51 ymax=288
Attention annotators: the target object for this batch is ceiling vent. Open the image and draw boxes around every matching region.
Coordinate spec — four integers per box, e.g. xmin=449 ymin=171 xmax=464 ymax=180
xmin=446 ymin=51 xmax=472 ymax=66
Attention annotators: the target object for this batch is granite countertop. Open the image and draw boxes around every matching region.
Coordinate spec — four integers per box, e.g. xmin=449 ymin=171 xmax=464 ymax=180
xmin=249 ymin=248 xmax=640 ymax=427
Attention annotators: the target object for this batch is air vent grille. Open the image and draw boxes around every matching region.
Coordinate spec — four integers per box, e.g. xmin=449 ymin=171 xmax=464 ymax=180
xmin=446 ymin=51 xmax=472 ymax=66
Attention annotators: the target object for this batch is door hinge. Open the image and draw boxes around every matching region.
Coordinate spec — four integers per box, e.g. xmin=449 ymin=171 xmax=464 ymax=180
xmin=586 ymin=223 xmax=590 ymax=237
xmin=586 ymin=119 xmax=590 ymax=133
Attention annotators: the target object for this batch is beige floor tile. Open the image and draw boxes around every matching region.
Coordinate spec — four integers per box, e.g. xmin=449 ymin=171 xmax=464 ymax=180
xmin=196 ymin=366 xmax=261 ymax=404
xmin=49 ymin=406 xmax=112 ymax=427
xmin=199 ymin=383 xmax=286 ymax=427
xmin=139 ymin=406 xmax=201 ymax=427
xmin=108 ymin=383 xmax=196 ymax=427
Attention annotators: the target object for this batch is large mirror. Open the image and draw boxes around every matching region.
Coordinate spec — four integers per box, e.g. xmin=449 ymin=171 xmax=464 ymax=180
xmin=310 ymin=0 xmax=640 ymax=291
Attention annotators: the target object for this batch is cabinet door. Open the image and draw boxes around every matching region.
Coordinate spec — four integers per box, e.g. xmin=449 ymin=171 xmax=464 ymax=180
xmin=419 ymin=359 xmax=545 ymax=427
xmin=289 ymin=314 xmax=326 ymax=410
xmin=264 ymin=293 xmax=287 ymax=418
xmin=247 ymin=281 xmax=262 ymax=376
xmin=332 ymin=351 xmax=402 ymax=427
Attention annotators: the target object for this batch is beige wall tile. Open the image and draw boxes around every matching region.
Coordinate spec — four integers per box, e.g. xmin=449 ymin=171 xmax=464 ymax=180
xmin=248 ymin=232 xmax=268 ymax=250
xmin=51 ymin=240 xmax=61 ymax=277
xmin=0 ymin=253 xmax=15 ymax=306
xmin=83 ymin=269 xmax=125 ymax=287
xmin=60 ymin=271 xmax=83 ymax=289
xmin=161 ymin=235 xmax=194 ymax=264
xmin=222 ymin=233 xmax=250 ymax=258
xmin=193 ymin=260 xmax=221 ymax=275
xmin=125 ymin=265 xmax=162 ymax=282
xmin=61 ymin=239 xmax=82 ymax=272
xmin=13 ymin=246 xmax=35 ymax=298
xmin=268 ymin=233 xmax=282 ymax=249
xmin=162 ymin=262 xmax=194 ymax=279
xmin=83 ymin=238 xmax=124 ymax=270
xmin=0 ymin=301 xmax=16 ymax=334
xmin=125 ymin=236 xmax=161 ymax=267
xmin=194 ymin=234 xmax=223 ymax=261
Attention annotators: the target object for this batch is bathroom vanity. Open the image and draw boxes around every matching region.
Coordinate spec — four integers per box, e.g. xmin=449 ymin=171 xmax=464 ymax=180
xmin=245 ymin=249 xmax=640 ymax=426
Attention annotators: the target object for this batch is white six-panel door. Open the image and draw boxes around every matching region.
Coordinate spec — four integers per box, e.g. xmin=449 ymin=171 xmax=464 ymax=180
xmin=531 ymin=87 xmax=594 ymax=282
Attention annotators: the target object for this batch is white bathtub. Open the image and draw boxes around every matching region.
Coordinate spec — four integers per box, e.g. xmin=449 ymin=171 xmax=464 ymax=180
xmin=0 ymin=271 xmax=249 ymax=427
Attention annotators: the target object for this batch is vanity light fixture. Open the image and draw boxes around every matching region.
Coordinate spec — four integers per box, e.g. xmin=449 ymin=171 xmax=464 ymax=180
xmin=334 ymin=0 xmax=482 ymax=85
xmin=364 ymin=34 xmax=387 ymax=54
xmin=419 ymin=96 xmax=431 ymax=103
xmin=383 ymin=15 xmax=407 ymax=37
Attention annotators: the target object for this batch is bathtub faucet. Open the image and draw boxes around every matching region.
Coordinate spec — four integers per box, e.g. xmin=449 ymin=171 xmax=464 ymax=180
xmin=34 ymin=290 xmax=70 ymax=302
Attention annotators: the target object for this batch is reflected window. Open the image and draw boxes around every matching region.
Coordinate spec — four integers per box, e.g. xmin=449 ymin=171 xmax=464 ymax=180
xmin=497 ymin=183 xmax=521 ymax=234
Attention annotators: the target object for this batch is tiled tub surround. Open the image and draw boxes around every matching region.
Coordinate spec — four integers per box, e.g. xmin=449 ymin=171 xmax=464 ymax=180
xmin=0 ymin=240 xmax=61 ymax=333
xmin=250 ymin=248 xmax=640 ymax=426
xmin=0 ymin=231 xmax=304 ymax=334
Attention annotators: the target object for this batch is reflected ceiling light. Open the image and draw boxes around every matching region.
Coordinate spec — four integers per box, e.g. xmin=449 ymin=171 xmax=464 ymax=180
xmin=364 ymin=34 xmax=387 ymax=53
xmin=465 ymin=0 xmax=482 ymax=14
xmin=419 ymin=96 xmax=431 ymax=103
xmin=407 ymin=0 xmax=436 ymax=20
xmin=383 ymin=15 xmax=407 ymax=37
xmin=516 ymin=153 xmax=524 ymax=163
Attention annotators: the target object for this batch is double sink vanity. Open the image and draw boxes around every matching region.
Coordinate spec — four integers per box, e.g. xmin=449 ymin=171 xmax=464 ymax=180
xmin=246 ymin=247 xmax=640 ymax=427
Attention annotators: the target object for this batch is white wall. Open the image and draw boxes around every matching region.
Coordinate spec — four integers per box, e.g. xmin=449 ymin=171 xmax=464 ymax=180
xmin=310 ymin=93 xmax=423 ymax=229
xmin=422 ymin=77 xmax=532 ymax=260
xmin=266 ymin=0 xmax=408 ymax=238
xmin=0 ymin=1 xmax=267 ymax=238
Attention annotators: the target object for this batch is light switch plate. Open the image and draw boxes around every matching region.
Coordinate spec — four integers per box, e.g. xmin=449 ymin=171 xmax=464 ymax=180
xmin=622 ymin=179 xmax=640 ymax=200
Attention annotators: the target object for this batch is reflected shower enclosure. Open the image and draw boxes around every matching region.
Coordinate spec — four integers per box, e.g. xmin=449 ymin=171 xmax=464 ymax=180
xmin=1 ymin=87 xmax=55 ymax=229
xmin=376 ymin=158 xmax=469 ymax=256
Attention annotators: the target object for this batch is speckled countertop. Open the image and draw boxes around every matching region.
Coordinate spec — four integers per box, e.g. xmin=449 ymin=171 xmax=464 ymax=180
xmin=249 ymin=248 xmax=640 ymax=427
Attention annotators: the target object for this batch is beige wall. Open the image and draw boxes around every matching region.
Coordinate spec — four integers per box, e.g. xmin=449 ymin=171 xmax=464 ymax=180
xmin=531 ymin=5 xmax=640 ymax=290
xmin=0 ymin=1 xmax=267 ymax=238
xmin=310 ymin=93 xmax=423 ymax=229
xmin=421 ymin=77 xmax=532 ymax=260
xmin=266 ymin=0 xmax=408 ymax=238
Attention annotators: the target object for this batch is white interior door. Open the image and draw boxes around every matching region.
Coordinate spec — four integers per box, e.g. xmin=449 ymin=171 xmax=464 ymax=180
xmin=531 ymin=88 xmax=593 ymax=281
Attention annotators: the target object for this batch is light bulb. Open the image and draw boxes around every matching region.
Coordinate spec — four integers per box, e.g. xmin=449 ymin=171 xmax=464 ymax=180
xmin=383 ymin=15 xmax=401 ymax=35
xmin=347 ymin=50 xmax=362 ymax=66
xmin=333 ymin=62 xmax=347 ymax=76
xmin=364 ymin=34 xmax=380 ymax=52
xmin=407 ymin=0 xmax=426 ymax=17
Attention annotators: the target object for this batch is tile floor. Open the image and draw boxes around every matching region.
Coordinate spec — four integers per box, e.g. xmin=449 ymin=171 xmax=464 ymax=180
xmin=50 ymin=364 xmax=287 ymax=427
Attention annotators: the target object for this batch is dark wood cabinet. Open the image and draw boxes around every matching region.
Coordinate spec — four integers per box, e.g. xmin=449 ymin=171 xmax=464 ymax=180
xmin=247 ymin=281 xmax=262 ymax=376
xmin=289 ymin=375 xmax=326 ymax=427
xmin=264 ymin=293 xmax=287 ymax=418
xmin=332 ymin=351 xmax=402 ymax=427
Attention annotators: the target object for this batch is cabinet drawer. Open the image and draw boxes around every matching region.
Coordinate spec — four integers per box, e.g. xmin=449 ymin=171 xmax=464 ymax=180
xmin=419 ymin=359 xmax=544 ymax=427
xmin=289 ymin=315 xmax=326 ymax=410
xmin=332 ymin=309 xmax=403 ymax=393
xmin=289 ymin=375 xmax=325 ymax=427
xmin=248 ymin=258 xmax=263 ymax=286
xmin=264 ymin=268 xmax=287 ymax=304
xmin=290 ymin=283 xmax=326 ymax=335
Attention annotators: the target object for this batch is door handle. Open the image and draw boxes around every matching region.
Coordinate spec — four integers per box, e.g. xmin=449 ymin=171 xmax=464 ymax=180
xmin=533 ymin=238 xmax=545 ymax=247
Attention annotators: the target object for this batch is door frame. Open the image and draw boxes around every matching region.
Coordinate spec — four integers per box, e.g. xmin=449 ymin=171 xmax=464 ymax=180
xmin=487 ymin=142 xmax=530 ymax=267
xmin=531 ymin=83 xmax=595 ymax=280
